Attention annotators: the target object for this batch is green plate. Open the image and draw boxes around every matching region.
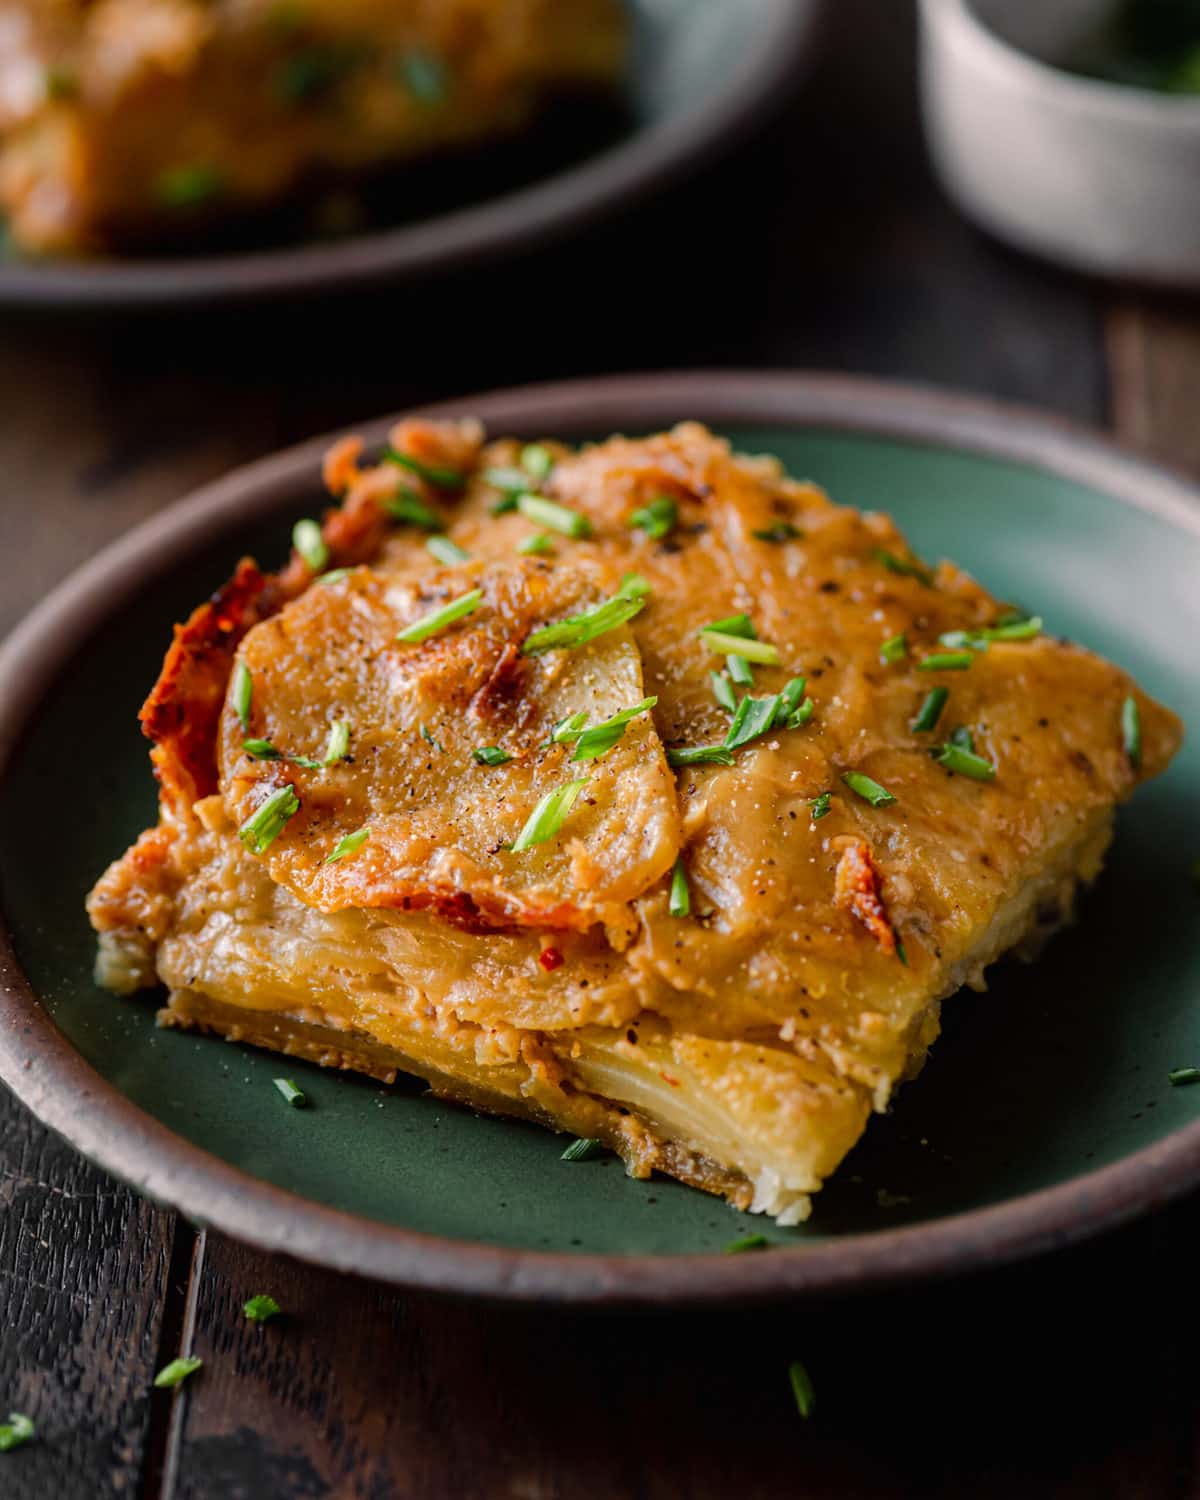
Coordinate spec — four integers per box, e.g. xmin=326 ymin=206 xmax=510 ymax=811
xmin=1 ymin=373 xmax=1197 ymax=1302
xmin=0 ymin=0 xmax=820 ymax=308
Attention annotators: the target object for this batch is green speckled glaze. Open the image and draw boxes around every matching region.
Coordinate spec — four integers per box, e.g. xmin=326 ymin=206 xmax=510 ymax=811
xmin=1 ymin=416 xmax=1198 ymax=1261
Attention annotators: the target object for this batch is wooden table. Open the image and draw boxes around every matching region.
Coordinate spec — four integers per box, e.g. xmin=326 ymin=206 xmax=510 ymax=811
xmin=4 ymin=5 xmax=1199 ymax=1495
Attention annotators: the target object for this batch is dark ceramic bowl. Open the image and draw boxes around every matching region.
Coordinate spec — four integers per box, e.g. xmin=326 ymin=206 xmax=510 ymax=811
xmin=0 ymin=1 xmax=822 ymax=308
xmin=1 ymin=371 xmax=1198 ymax=1303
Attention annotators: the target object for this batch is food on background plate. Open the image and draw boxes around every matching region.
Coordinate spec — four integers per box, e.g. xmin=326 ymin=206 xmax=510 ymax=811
xmin=88 ymin=419 xmax=1182 ymax=1223
xmin=0 ymin=0 xmax=625 ymax=255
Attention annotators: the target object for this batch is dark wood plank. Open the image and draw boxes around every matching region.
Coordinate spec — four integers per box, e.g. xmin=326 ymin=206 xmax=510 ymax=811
xmin=1107 ymin=295 xmax=1200 ymax=476
xmin=0 ymin=1084 xmax=183 ymax=1500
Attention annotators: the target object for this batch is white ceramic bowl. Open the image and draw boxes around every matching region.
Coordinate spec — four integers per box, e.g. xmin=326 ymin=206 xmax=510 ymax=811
xmin=920 ymin=0 xmax=1200 ymax=286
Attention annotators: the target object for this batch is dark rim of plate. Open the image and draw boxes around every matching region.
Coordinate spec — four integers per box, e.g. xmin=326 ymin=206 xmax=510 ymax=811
xmin=0 ymin=1 xmax=823 ymax=308
xmin=2 ymin=370 xmax=1199 ymax=1305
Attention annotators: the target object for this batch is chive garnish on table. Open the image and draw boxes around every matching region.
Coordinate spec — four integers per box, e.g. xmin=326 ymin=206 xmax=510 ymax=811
xmin=1169 ymin=1067 xmax=1200 ymax=1086
xmin=396 ymin=588 xmax=482 ymax=643
xmin=383 ymin=446 xmax=464 ymax=491
xmin=667 ymin=745 xmax=737 ymax=768
xmin=918 ymin=651 xmax=974 ymax=672
xmin=809 ymin=791 xmax=832 ymax=820
xmin=1122 ymin=695 xmax=1142 ymax=769
xmin=232 ymin=661 xmax=253 ymax=730
xmin=629 ymin=495 xmax=677 ymax=540
xmin=521 ymin=581 xmax=646 ymax=655
xmin=669 ymin=856 xmax=691 ymax=917
xmin=842 ymin=771 xmax=897 ymax=807
xmin=384 ymin=487 xmax=441 ymax=529
xmin=473 ymin=746 xmax=513 ymax=766
xmin=426 ymin=534 xmax=469 ymax=567
xmin=244 ymin=1294 xmax=282 ymax=1323
xmin=911 ymin=687 xmax=949 ymax=733
xmin=560 ymin=1138 xmax=603 ymax=1162
xmin=273 ymin=1078 xmax=306 ymax=1108
xmin=723 ymin=1234 xmax=769 ymax=1254
xmin=880 ymin=633 xmax=907 ymax=665
xmin=238 ymin=785 xmax=299 ymax=855
xmin=292 ymin=518 xmax=328 ymax=573
xmin=788 ymin=1359 xmax=816 ymax=1419
xmin=517 ymin=493 xmax=591 ymax=539
xmin=0 ymin=1413 xmax=34 ymax=1452
xmin=154 ymin=1357 xmax=202 ymax=1390
xmin=935 ymin=742 xmax=996 ymax=780
xmin=511 ymin=779 xmax=589 ymax=851
xmin=323 ymin=827 xmax=369 ymax=864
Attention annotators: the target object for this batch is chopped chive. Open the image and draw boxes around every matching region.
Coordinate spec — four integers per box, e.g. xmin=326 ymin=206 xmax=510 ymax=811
xmin=551 ymin=711 xmax=590 ymax=744
xmin=0 ymin=1413 xmax=34 ymax=1452
xmin=842 ymin=771 xmax=897 ymax=808
xmin=419 ymin=722 xmax=445 ymax=753
xmin=491 ymin=493 xmax=521 ymax=516
xmin=949 ymin=725 xmax=975 ymax=752
xmin=482 ymin=465 xmax=529 ymax=494
xmin=896 ymin=937 xmax=909 ymax=966
xmin=629 ymin=495 xmax=677 ymax=540
xmin=396 ymin=588 xmax=483 ymax=643
xmin=787 ymin=697 xmax=815 ymax=728
xmin=232 ymin=662 xmax=253 ymax=730
xmin=1169 ymin=1067 xmax=1200 ymax=1086
xmin=244 ymin=1294 xmax=281 ymax=1323
xmin=522 ymin=586 xmax=646 ymax=655
xmin=872 ymin=548 xmax=933 ymax=586
xmin=809 ymin=791 xmax=832 ymax=820
xmin=911 ymin=687 xmax=949 ymax=733
xmin=571 ymin=697 xmax=658 ymax=762
xmin=1122 ymin=695 xmax=1141 ymax=769
xmin=980 ymin=614 xmax=1042 ymax=642
xmin=397 ymin=50 xmax=448 ymax=104
xmin=521 ymin=444 xmax=554 ymax=483
xmin=619 ymin=573 xmax=650 ymax=600
xmin=473 ymin=746 xmax=512 ymax=766
xmin=316 ymin=567 xmax=352 ymax=587
xmin=155 ymin=164 xmax=222 ymax=208
xmin=383 ymin=486 xmax=441 ymax=529
xmin=788 ymin=1359 xmax=816 ymax=1419
xmin=243 ymin=738 xmax=281 ymax=760
xmin=511 ymin=778 xmax=589 ymax=852
xmin=880 ymin=633 xmax=908 ymax=665
xmin=669 ymin=856 xmax=691 ymax=917
xmin=154 ymin=1357 xmax=202 ymax=1390
xmin=727 ymin=654 xmax=755 ymax=687
xmin=938 ymin=630 xmax=989 ymax=652
xmin=517 ymin=532 xmax=553 ymax=556
xmin=273 ymin=1077 xmax=306 ymax=1108
xmin=751 ymin=522 xmax=802 ymax=543
xmin=238 ymin=785 xmax=300 ymax=855
xmin=712 ymin=671 xmax=738 ymax=713
xmin=290 ymin=718 xmax=351 ymax=769
xmin=935 ymin=743 xmax=996 ymax=780
xmin=517 ymin=493 xmax=591 ymax=539
xmin=324 ymin=827 xmax=369 ymax=864
xmin=667 ymin=745 xmax=736 ymax=767
xmin=918 ymin=652 xmax=974 ymax=672
xmin=702 ymin=613 xmax=755 ymax=639
xmin=723 ymin=1234 xmax=769 ymax=1254
xmin=776 ymin=677 xmax=808 ymax=723
xmin=426 ymin=534 xmax=469 ymax=566
xmin=560 ymin=1137 xmax=603 ymax=1161
xmin=383 ymin=446 xmax=464 ymax=491
xmin=725 ymin=694 xmax=782 ymax=751
xmin=292 ymin=518 xmax=328 ymax=573
xmin=700 ymin=631 xmax=781 ymax=666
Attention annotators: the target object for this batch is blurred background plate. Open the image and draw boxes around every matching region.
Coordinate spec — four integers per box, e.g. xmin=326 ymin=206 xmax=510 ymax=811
xmin=1 ymin=371 xmax=1198 ymax=1304
xmin=0 ymin=0 xmax=822 ymax=310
